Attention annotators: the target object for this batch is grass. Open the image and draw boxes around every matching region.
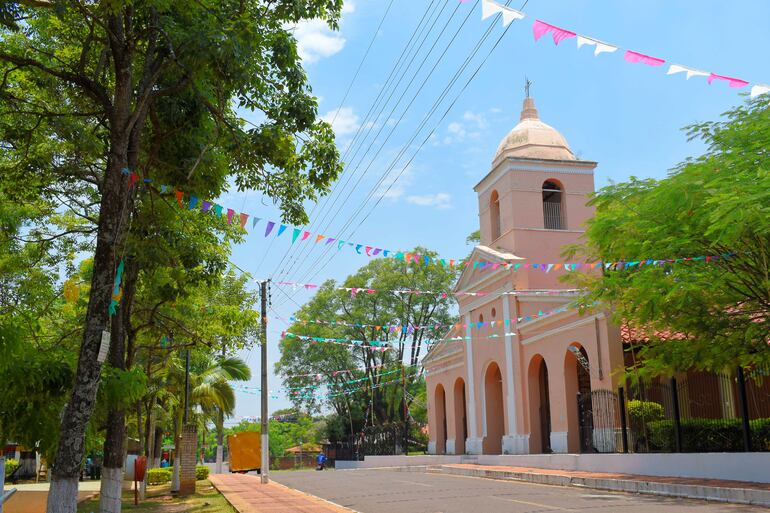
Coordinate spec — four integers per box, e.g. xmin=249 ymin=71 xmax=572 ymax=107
xmin=76 ymin=480 xmax=235 ymax=513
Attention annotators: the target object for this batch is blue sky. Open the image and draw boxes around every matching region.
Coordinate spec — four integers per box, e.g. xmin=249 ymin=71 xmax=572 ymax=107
xmin=222 ymin=0 xmax=770 ymax=422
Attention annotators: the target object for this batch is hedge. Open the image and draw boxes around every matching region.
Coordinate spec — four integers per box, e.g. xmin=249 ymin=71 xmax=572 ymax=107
xmin=147 ymin=468 xmax=172 ymax=485
xmin=195 ymin=465 xmax=209 ymax=480
xmin=4 ymin=459 xmax=19 ymax=478
xmin=647 ymin=417 xmax=770 ymax=452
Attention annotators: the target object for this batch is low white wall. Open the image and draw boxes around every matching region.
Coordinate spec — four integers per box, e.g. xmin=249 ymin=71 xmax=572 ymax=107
xmin=477 ymin=453 xmax=770 ymax=484
xmin=335 ymin=455 xmax=463 ymax=470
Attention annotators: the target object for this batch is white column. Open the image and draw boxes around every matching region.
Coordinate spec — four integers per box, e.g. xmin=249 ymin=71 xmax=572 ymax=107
xmin=463 ymin=313 xmax=483 ymax=454
xmin=502 ymin=297 xmax=529 ymax=454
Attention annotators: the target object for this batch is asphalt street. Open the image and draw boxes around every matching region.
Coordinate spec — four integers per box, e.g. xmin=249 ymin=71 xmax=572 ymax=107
xmin=272 ymin=469 xmax=765 ymax=513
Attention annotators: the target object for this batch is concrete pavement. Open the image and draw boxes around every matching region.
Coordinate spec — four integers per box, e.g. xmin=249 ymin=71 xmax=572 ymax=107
xmin=273 ymin=468 xmax=766 ymax=512
xmin=210 ymin=473 xmax=354 ymax=512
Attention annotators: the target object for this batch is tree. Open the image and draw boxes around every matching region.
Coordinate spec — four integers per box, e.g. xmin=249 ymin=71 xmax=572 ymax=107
xmin=276 ymin=248 xmax=458 ymax=438
xmin=567 ymin=96 xmax=770 ymax=376
xmin=0 ymin=1 xmax=342 ymax=510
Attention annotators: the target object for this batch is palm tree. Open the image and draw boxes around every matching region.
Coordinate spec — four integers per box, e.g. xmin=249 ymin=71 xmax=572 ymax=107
xmin=165 ymin=351 xmax=251 ymax=489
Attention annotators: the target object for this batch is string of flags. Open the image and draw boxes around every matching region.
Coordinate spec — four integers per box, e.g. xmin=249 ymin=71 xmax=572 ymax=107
xmin=476 ymin=0 xmax=769 ymax=98
xmin=286 ymin=304 xmax=573 ymax=333
xmin=123 ymin=171 xmax=735 ymax=273
xmin=108 ymin=259 xmax=125 ymax=316
xmin=277 ymin=282 xmax=581 ymax=297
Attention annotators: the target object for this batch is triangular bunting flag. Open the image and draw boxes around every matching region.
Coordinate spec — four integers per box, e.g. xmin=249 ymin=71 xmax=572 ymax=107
xmin=175 ymin=190 xmax=184 ymax=208
xmin=264 ymin=221 xmax=275 ymax=237
xmin=291 ymin=228 xmax=301 ymax=243
xmin=667 ymin=64 xmax=709 ymax=80
xmin=239 ymin=213 xmax=249 ymax=229
xmin=226 ymin=208 xmax=235 ymax=225
xmin=315 ymin=235 xmax=325 ymax=243
xmin=252 ymin=217 xmax=261 ymax=228
xmin=576 ymin=35 xmax=618 ymax=56
xmin=277 ymin=224 xmax=287 ymax=237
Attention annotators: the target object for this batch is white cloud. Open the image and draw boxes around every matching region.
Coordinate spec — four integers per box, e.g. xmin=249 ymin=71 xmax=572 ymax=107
xmin=405 ymin=193 xmax=452 ymax=209
xmin=293 ymin=19 xmax=346 ymax=64
xmin=342 ymin=1 xmax=356 ymax=14
xmin=463 ymin=110 xmax=488 ymax=129
xmin=322 ymin=107 xmax=360 ymax=136
xmin=441 ymin=110 xmax=490 ymax=145
xmin=376 ymin=162 xmax=415 ymax=200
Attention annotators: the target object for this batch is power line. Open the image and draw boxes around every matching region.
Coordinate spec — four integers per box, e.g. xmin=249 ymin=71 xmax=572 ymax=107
xmin=272 ymin=1 xmax=523 ymax=307
xmin=269 ymin=0 xmax=447 ymax=281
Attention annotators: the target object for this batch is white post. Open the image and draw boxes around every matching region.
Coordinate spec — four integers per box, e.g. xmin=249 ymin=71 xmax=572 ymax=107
xmin=463 ymin=314 xmax=482 ymax=454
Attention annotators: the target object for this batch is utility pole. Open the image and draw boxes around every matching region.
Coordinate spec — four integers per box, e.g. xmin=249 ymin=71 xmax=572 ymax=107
xmin=260 ymin=280 xmax=269 ymax=484
xmin=402 ymin=364 xmax=408 ymax=455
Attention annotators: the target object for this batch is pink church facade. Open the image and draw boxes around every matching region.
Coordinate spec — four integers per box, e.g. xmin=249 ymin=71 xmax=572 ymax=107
xmin=423 ymin=96 xmax=625 ymax=455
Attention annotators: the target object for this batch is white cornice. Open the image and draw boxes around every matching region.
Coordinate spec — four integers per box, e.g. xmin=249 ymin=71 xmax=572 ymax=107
xmin=427 ymin=361 xmax=465 ymax=376
xmin=521 ymin=313 xmax=606 ymax=346
xmin=475 ymin=158 xmax=597 ymax=196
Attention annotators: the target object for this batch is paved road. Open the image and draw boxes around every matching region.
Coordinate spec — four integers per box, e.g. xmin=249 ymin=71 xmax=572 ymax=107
xmin=272 ymin=469 xmax=765 ymax=513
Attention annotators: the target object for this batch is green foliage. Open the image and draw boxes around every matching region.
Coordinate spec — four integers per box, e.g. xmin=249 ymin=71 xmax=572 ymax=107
xmin=99 ymin=366 xmax=148 ymax=411
xmin=646 ymin=418 xmax=770 ymax=452
xmin=627 ymin=400 xmax=665 ymax=425
xmin=195 ymin=465 xmax=210 ymax=480
xmin=4 ymin=458 xmax=19 ymax=478
xmin=568 ymin=96 xmax=770 ymax=374
xmin=277 ymin=248 xmax=456 ymax=437
xmin=147 ymin=468 xmax=172 ymax=485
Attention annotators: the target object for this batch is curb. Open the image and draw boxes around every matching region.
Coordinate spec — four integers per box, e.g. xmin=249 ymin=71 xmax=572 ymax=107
xmin=431 ymin=465 xmax=770 ymax=507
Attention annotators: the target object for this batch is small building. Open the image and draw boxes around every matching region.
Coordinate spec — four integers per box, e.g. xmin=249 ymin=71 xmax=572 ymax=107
xmin=423 ymin=95 xmax=625 ymax=455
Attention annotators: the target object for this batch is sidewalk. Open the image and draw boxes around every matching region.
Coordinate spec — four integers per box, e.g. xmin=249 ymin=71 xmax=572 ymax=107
xmin=430 ymin=463 xmax=770 ymax=507
xmin=210 ymin=473 xmax=353 ymax=513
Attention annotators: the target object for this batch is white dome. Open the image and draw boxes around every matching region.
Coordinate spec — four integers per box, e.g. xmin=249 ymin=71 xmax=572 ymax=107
xmin=494 ymin=97 xmax=575 ymax=162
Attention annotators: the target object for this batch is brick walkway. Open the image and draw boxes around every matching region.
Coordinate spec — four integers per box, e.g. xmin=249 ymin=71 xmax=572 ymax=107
xmin=445 ymin=463 xmax=770 ymax=490
xmin=210 ymin=473 xmax=353 ymax=513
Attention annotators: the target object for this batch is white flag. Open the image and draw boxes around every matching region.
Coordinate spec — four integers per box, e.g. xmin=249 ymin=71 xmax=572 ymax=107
xmin=667 ymin=64 xmax=709 ymax=80
xmin=750 ymin=84 xmax=770 ymax=98
xmin=482 ymin=0 xmax=525 ymax=26
xmin=576 ymin=35 xmax=618 ymax=56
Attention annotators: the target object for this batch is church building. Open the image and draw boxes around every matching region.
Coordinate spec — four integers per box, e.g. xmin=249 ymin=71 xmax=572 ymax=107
xmin=422 ymin=94 xmax=625 ymax=455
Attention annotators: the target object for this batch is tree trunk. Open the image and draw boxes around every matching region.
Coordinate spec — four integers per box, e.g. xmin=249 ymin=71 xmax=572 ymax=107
xmin=46 ymin=145 xmax=131 ymax=513
xmin=215 ymin=409 xmax=224 ymax=474
xmin=152 ymin=427 xmax=163 ymax=469
xmin=99 ymin=259 xmax=137 ymax=513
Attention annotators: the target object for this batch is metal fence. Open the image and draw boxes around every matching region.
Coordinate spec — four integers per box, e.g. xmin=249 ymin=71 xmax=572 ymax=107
xmin=577 ymin=365 xmax=770 ymax=454
xmin=329 ymin=423 xmax=428 ymax=462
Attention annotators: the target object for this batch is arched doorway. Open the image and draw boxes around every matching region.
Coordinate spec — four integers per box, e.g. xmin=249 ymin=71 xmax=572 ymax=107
xmin=453 ymin=378 xmax=467 ymax=454
xmin=565 ymin=345 xmax=593 ymax=453
xmin=527 ymin=355 xmax=552 ymax=453
xmin=434 ymin=384 xmax=447 ymax=454
xmin=483 ymin=362 xmax=505 ymax=454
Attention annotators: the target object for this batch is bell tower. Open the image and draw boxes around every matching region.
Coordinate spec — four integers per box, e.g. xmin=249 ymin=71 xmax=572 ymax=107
xmin=474 ymin=94 xmax=598 ymax=288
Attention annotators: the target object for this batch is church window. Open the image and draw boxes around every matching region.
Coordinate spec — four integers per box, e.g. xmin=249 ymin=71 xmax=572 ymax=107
xmin=490 ymin=190 xmax=501 ymax=240
xmin=542 ymin=180 xmax=565 ymax=230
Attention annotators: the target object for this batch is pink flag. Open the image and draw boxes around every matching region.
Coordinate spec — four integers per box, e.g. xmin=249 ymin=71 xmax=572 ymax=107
xmin=624 ymin=50 xmax=665 ymax=67
xmin=532 ymin=20 xmax=576 ymax=46
xmin=301 ymin=231 xmax=311 ymax=241
xmin=707 ymin=73 xmax=749 ymax=88
xmin=226 ymin=208 xmax=235 ymax=225
xmin=365 ymin=246 xmax=373 ymax=256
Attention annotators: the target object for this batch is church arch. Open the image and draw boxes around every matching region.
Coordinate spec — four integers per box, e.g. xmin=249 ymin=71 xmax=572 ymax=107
xmin=490 ymin=189 xmax=501 ymax=240
xmin=434 ymin=384 xmax=447 ymax=454
xmin=564 ymin=344 xmax=593 ymax=453
xmin=453 ymin=378 xmax=468 ymax=454
xmin=527 ymin=354 xmax=552 ymax=453
xmin=542 ymin=180 xmax=566 ymax=230
xmin=482 ymin=361 xmax=505 ymax=454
